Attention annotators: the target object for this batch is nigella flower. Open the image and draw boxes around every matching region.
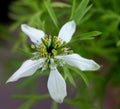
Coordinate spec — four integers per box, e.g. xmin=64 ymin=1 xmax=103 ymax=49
xmin=6 ymin=21 xmax=100 ymax=103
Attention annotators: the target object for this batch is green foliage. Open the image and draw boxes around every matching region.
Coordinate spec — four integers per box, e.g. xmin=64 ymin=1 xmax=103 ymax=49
xmin=70 ymin=0 xmax=92 ymax=25
xmin=65 ymin=65 xmax=89 ymax=87
xmin=65 ymin=98 xmax=97 ymax=109
xmin=13 ymin=94 xmax=49 ymax=109
xmin=70 ymin=31 xmax=102 ymax=43
xmin=51 ymin=101 xmax=58 ymax=109
xmin=43 ymin=0 xmax=59 ymax=29
xmin=0 ymin=24 xmax=11 ymax=41
xmin=63 ymin=65 xmax=76 ymax=87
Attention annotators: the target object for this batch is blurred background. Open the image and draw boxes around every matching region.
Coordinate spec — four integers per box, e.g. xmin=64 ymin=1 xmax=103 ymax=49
xmin=0 ymin=0 xmax=120 ymax=109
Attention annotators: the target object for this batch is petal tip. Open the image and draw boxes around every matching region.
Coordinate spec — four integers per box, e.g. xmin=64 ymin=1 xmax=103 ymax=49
xmin=52 ymin=93 xmax=67 ymax=103
xmin=5 ymin=80 xmax=9 ymax=84
xmin=69 ymin=20 xmax=76 ymax=27
xmin=89 ymin=60 xmax=101 ymax=71
xmin=6 ymin=80 xmax=12 ymax=84
xmin=6 ymin=77 xmax=17 ymax=84
xmin=21 ymin=24 xmax=28 ymax=31
xmin=70 ymin=20 xmax=76 ymax=25
xmin=95 ymin=63 xmax=101 ymax=70
xmin=6 ymin=80 xmax=11 ymax=84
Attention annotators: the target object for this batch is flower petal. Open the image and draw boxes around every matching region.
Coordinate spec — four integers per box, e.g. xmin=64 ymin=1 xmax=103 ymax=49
xmin=21 ymin=24 xmax=45 ymax=45
xmin=58 ymin=21 xmax=76 ymax=43
xmin=63 ymin=54 xmax=100 ymax=71
xmin=6 ymin=58 xmax=45 ymax=83
xmin=47 ymin=67 xmax=67 ymax=103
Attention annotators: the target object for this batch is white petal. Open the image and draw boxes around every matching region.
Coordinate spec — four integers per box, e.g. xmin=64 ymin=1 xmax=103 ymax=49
xmin=21 ymin=24 xmax=45 ymax=45
xmin=63 ymin=54 xmax=100 ymax=71
xmin=47 ymin=67 xmax=67 ymax=103
xmin=6 ymin=58 xmax=45 ymax=83
xmin=58 ymin=21 xmax=76 ymax=43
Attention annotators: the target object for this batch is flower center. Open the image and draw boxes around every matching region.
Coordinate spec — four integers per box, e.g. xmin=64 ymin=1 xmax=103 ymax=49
xmin=32 ymin=35 xmax=73 ymax=60
xmin=40 ymin=35 xmax=67 ymax=58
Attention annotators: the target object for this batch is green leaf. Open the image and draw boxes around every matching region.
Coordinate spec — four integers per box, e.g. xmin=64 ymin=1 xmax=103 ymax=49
xmin=16 ymin=94 xmax=49 ymax=109
xmin=70 ymin=31 xmax=102 ymax=43
xmin=63 ymin=66 xmax=76 ymax=87
xmin=70 ymin=0 xmax=76 ymax=19
xmin=65 ymin=98 xmax=97 ymax=109
xmin=0 ymin=25 xmax=11 ymax=40
xmin=67 ymin=66 xmax=89 ymax=87
xmin=16 ymin=48 xmax=33 ymax=57
xmin=83 ymin=4 xmax=93 ymax=19
xmin=52 ymin=2 xmax=71 ymax=8
xmin=12 ymin=33 xmax=28 ymax=51
xmin=79 ymin=31 xmax=102 ymax=40
xmin=71 ymin=0 xmax=90 ymax=24
xmin=75 ymin=69 xmax=89 ymax=87
xmin=51 ymin=101 xmax=58 ymax=109
xmin=117 ymin=40 xmax=120 ymax=47
xmin=44 ymin=0 xmax=59 ymax=29
xmin=76 ymin=0 xmax=89 ymax=14
xmin=18 ymin=99 xmax=36 ymax=109
xmin=13 ymin=94 xmax=49 ymax=100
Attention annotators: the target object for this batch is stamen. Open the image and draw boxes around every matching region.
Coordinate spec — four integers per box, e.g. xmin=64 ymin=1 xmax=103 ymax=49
xmin=52 ymin=49 xmax=57 ymax=56
xmin=31 ymin=44 xmax=36 ymax=49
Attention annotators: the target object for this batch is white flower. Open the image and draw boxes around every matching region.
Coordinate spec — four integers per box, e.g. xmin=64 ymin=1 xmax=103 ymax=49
xmin=6 ymin=21 xmax=100 ymax=103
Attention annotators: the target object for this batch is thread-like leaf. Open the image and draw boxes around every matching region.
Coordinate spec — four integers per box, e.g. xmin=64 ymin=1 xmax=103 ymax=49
xmin=44 ymin=0 xmax=58 ymax=28
xmin=72 ymin=0 xmax=91 ymax=24
xmin=63 ymin=66 xmax=76 ymax=87
xmin=51 ymin=101 xmax=58 ymax=109
xmin=70 ymin=0 xmax=76 ymax=19
xmin=67 ymin=66 xmax=89 ymax=87
xmin=70 ymin=31 xmax=102 ymax=43
xmin=52 ymin=2 xmax=71 ymax=8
